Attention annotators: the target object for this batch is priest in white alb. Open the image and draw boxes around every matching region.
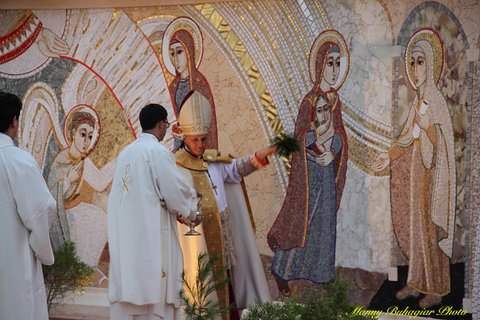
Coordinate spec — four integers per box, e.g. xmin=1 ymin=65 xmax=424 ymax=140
xmin=107 ymin=104 xmax=198 ymax=320
xmin=0 ymin=92 xmax=55 ymax=320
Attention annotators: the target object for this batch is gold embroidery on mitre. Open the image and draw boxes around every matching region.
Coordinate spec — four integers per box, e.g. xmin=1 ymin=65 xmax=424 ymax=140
xmin=178 ymin=91 xmax=212 ymax=136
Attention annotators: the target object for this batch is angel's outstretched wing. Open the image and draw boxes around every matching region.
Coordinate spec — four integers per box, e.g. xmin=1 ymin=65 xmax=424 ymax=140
xmin=19 ymin=82 xmax=67 ymax=170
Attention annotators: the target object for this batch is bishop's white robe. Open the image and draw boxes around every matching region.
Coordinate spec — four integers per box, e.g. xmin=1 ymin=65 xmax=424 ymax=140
xmin=0 ymin=133 xmax=55 ymax=320
xmin=108 ymin=133 xmax=197 ymax=319
xmin=176 ymin=149 xmax=271 ymax=311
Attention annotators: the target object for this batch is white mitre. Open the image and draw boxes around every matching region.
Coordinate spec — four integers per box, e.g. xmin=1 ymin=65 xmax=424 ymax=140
xmin=178 ymin=91 xmax=212 ymax=136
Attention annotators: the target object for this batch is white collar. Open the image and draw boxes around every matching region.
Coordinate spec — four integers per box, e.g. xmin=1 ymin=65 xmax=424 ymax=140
xmin=0 ymin=132 xmax=14 ymax=149
xmin=138 ymin=132 xmax=159 ymax=142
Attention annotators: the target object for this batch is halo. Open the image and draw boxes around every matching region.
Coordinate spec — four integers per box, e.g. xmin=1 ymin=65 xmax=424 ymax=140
xmin=162 ymin=16 xmax=204 ymax=76
xmin=405 ymin=28 xmax=444 ymax=89
xmin=64 ymin=104 xmax=100 ymax=155
xmin=309 ymin=29 xmax=350 ymax=90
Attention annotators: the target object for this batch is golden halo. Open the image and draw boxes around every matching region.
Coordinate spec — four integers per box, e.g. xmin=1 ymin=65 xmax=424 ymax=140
xmin=162 ymin=16 xmax=204 ymax=76
xmin=405 ymin=28 xmax=444 ymax=89
xmin=64 ymin=104 xmax=100 ymax=154
xmin=309 ymin=29 xmax=350 ymax=90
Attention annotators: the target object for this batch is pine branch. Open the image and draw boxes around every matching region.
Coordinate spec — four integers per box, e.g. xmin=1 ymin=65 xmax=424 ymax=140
xmin=180 ymin=252 xmax=230 ymax=319
xmin=272 ymin=133 xmax=300 ymax=157
xmin=43 ymin=241 xmax=94 ymax=310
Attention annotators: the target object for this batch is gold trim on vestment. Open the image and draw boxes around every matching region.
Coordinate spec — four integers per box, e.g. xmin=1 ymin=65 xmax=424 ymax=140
xmin=175 ymin=148 xmax=208 ymax=171
xmin=175 ymin=148 xmax=229 ymax=318
xmin=203 ymin=149 xmax=233 ymax=163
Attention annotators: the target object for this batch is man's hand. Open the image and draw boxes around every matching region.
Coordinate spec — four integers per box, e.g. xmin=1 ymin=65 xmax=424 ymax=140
xmin=176 ymin=213 xmax=190 ymax=226
xmin=255 ymin=145 xmax=278 ymax=160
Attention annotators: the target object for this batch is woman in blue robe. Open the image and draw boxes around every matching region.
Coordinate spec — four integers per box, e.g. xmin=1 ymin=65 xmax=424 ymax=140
xmin=268 ymin=34 xmax=349 ymax=295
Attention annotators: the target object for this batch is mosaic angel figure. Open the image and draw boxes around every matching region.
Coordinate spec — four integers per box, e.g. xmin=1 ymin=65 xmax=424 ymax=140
xmin=20 ymin=86 xmax=115 ymax=271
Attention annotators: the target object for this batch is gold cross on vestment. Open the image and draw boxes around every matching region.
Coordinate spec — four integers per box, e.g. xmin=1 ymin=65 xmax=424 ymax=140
xmin=121 ymin=177 xmax=129 ymax=192
xmin=119 ymin=164 xmax=130 ymax=203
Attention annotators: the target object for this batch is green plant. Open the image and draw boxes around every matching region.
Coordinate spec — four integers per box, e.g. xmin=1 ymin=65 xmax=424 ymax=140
xmin=243 ymin=277 xmax=370 ymax=320
xmin=272 ymin=133 xmax=301 ymax=158
xmin=180 ymin=252 xmax=230 ymax=320
xmin=301 ymin=277 xmax=365 ymax=320
xmin=244 ymin=301 xmax=304 ymax=320
xmin=42 ymin=241 xmax=94 ymax=309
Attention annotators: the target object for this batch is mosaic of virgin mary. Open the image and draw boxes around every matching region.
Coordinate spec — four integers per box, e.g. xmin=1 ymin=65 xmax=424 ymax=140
xmin=268 ymin=30 xmax=349 ymax=296
xmin=162 ymin=17 xmax=218 ymax=149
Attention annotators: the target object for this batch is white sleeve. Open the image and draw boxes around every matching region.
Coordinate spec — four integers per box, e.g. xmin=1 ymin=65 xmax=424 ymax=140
xmin=219 ymin=159 xmax=243 ymax=183
xmin=26 ymin=197 xmax=56 ymax=265
xmin=10 ymin=152 xmax=55 ymax=265
xmin=151 ymin=147 xmax=197 ymax=218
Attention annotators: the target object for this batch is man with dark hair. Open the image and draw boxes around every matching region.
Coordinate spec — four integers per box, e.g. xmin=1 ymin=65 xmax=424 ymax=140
xmin=108 ymin=103 xmax=198 ymax=320
xmin=139 ymin=103 xmax=168 ymax=131
xmin=0 ymin=91 xmax=22 ymax=132
xmin=0 ymin=91 xmax=55 ymax=320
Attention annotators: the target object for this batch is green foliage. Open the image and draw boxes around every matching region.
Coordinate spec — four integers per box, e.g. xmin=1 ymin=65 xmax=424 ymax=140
xmin=244 ymin=301 xmax=304 ymax=320
xmin=180 ymin=252 xmax=230 ymax=320
xmin=42 ymin=241 xmax=94 ymax=309
xmin=300 ymin=278 xmax=365 ymax=320
xmin=243 ymin=277 xmax=370 ymax=320
xmin=272 ymin=133 xmax=301 ymax=158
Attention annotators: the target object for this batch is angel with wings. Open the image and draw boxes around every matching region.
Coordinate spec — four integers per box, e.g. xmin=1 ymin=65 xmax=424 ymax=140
xmin=19 ymin=82 xmax=116 ymax=279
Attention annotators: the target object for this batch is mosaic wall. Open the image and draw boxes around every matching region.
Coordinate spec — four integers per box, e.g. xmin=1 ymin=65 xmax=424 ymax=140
xmin=0 ymin=0 xmax=478 ymax=315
